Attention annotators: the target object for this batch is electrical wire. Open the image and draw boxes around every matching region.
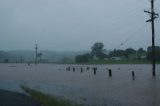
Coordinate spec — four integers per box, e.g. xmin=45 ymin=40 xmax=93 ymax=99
xmin=116 ymin=23 xmax=148 ymax=49
xmin=74 ymin=0 xmax=146 ymax=39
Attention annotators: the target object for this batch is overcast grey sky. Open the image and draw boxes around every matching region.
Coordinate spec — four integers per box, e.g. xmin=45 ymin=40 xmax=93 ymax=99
xmin=0 ymin=0 xmax=160 ymax=51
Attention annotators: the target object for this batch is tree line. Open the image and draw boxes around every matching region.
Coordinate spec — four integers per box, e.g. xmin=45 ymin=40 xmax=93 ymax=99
xmin=75 ymin=42 xmax=160 ymax=63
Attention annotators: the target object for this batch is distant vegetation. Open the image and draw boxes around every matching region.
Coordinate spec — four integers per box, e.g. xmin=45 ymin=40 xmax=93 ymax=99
xmin=0 ymin=43 xmax=160 ymax=64
xmin=0 ymin=50 xmax=84 ymax=63
xmin=75 ymin=42 xmax=106 ymax=63
xmin=75 ymin=42 xmax=160 ymax=64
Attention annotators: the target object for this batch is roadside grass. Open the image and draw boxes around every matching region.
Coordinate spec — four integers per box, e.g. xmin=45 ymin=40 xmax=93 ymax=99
xmin=55 ymin=59 xmax=155 ymax=65
xmin=21 ymin=85 xmax=81 ymax=106
xmin=2 ymin=59 xmax=160 ymax=64
xmin=87 ymin=59 xmax=152 ymax=64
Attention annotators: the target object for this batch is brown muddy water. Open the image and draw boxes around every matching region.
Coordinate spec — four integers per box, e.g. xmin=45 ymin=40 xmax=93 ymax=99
xmin=0 ymin=63 xmax=160 ymax=106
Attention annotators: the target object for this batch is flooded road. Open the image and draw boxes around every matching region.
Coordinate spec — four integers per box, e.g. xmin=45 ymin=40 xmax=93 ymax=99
xmin=0 ymin=63 xmax=160 ymax=106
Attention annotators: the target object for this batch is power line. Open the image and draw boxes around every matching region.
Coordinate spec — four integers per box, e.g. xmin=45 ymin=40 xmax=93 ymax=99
xmin=116 ymin=23 xmax=148 ymax=49
xmin=73 ymin=1 xmax=146 ymax=41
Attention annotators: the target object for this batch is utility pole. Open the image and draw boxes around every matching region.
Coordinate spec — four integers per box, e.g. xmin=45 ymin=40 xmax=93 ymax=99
xmin=35 ymin=44 xmax=38 ymax=65
xmin=144 ymin=0 xmax=159 ymax=76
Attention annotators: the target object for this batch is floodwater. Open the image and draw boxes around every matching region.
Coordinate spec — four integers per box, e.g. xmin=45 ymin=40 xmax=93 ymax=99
xmin=0 ymin=63 xmax=160 ymax=106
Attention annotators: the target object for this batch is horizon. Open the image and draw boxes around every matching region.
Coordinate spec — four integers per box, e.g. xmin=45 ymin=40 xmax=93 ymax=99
xmin=0 ymin=46 xmax=151 ymax=52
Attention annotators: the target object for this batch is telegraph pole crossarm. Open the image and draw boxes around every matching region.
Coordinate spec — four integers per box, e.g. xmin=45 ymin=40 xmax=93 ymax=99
xmin=144 ymin=10 xmax=159 ymax=16
xmin=144 ymin=10 xmax=159 ymax=22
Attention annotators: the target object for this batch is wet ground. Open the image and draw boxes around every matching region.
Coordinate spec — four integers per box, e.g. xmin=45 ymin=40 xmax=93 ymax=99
xmin=0 ymin=89 xmax=40 ymax=106
xmin=0 ymin=63 xmax=160 ymax=106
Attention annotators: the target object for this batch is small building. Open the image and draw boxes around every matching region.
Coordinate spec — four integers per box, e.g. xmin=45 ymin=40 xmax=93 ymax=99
xmin=111 ymin=57 xmax=122 ymax=61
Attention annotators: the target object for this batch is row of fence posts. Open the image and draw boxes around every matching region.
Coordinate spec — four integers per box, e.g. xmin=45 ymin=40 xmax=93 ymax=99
xmin=66 ymin=66 xmax=136 ymax=80
xmin=66 ymin=66 xmax=113 ymax=77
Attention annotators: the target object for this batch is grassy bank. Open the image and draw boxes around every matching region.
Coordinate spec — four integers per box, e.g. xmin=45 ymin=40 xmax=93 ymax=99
xmin=65 ymin=59 xmax=152 ymax=65
xmin=21 ymin=86 xmax=80 ymax=106
xmin=1 ymin=59 xmax=160 ymax=65
xmin=86 ymin=59 xmax=152 ymax=64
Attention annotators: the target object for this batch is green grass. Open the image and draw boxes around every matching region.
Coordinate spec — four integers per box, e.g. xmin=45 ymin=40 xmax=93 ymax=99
xmin=86 ymin=59 xmax=152 ymax=64
xmin=21 ymin=85 xmax=81 ymax=106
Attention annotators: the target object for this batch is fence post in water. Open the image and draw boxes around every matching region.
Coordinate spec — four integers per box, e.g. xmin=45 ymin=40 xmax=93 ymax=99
xmin=73 ymin=67 xmax=75 ymax=72
xmin=81 ymin=67 xmax=83 ymax=73
xmin=68 ymin=67 xmax=70 ymax=71
xmin=94 ymin=67 xmax=96 ymax=75
xmin=108 ymin=69 xmax=112 ymax=77
xmin=132 ymin=71 xmax=135 ymax=80
xmin=87 ymin=66 xmax=89 ymax=70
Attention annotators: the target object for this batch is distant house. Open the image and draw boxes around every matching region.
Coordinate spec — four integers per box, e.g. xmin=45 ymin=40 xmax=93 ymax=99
xmin=111 ymin=57 xmax=122 ymax=61
xmin=136 ymin=55 xmax=147 ymax=60
xmin=141 ymin=56 xmax=146 ymax=59
xmin=93 ymin=56 xmax=99 ymax=60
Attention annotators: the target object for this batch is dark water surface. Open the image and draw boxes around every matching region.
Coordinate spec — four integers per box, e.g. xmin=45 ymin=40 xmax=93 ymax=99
xmin=0 ymin=63 xmax=160 ymax=106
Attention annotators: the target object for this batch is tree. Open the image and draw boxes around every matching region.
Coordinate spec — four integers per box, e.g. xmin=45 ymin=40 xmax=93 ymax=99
xmin=147 ymin=46 xmax=160 ymax=61
xmin=109 ymin=49 xmax=125 ymax=57
xmin=125 ymin=48 xmax=136 ymax=55
xmin=124 ymin=48 xmax=136 ymax=58
xmin=75 ymin=53 xmax=91 ymax=63
xmin=138 ymin=48 xmax=146 ymax=54
xmin=137 ymin=48 xmax=147 ymax=60
xmin=91 ymin=42 xmax=107 ymax=59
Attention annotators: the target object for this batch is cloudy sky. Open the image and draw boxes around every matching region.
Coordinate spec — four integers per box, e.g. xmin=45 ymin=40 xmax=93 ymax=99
xmin=0 ymin=0 xmax=160 ymax=51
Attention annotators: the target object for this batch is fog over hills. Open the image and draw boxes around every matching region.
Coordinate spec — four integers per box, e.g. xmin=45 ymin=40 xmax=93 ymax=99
xmin=0 ymin=50 xmax=89 ymax=63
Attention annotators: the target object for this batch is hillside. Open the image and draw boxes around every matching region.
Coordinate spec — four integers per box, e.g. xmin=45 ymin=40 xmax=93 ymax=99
xmin=0 ymin=50 xmax=88 ymax=63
